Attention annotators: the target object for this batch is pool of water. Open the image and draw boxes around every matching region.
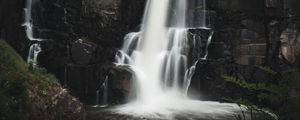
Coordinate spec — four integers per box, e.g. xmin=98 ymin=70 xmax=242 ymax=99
xmin=85 ymin=103 xmax=276 ymax=120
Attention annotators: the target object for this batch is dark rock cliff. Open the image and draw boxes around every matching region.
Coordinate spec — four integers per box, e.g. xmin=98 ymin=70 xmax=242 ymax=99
xmin=188 ymin=0 xmax=300 ymax=119
xmin=29 ymin=0 xmax=145 ymax=104
xmin=0 ymin=0 xmax=146 ymax=106
xmin=0 ymin=0 xmax=28 ymax=58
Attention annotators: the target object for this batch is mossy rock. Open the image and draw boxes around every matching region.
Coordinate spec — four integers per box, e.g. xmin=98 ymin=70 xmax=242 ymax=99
xmin=0 ymin=39 xmax=83 ymax=120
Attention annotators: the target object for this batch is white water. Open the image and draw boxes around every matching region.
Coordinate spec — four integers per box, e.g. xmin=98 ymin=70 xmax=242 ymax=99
xmin=202 ymin=31 xmax=214 ymax=60
xmin=27 ymin=43 xmax=42 ymax=67
xmin=114 ymin=0 xmax=249 ymax=119
xmin=23 ymin=0 xmax=42 ymax=42
xmin=23 ymin=0 xmax=43 ymax=66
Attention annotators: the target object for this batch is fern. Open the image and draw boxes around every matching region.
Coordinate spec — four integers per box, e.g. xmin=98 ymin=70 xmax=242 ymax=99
xmin=255 ymin=65 xmax=277 ymax=75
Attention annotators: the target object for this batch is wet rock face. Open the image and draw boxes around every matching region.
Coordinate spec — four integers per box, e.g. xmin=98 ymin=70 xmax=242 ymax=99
xmin=0 ymin=0 xmax=28 ymax=58
xmin=17 ymin=0 xmax=146 ymax=105
xmin=0 ymin=0 xmax=145 ymax=105
xmin=32 ymin=0 xmax=146 ymax=79
xmin=188 ymin=0 xmax=300 ymax=103
xmin=65 ymin=64 xmax=133 ymax=105
xmin=202 ymin=0 xmax=300 ymax=66
xmin=189 ymin=60 xmax=277 ymax=105
xmin=70 ymin=39 xmax=97 ymax=65
xmin=76 ymin=0 xmax=146 ymax=46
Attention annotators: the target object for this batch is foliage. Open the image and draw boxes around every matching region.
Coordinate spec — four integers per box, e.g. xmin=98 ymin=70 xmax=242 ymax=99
xmin=222 ymin=65 xmax=300 ymax=120
xmin=0 ymin=39 xmax=31 ymax=120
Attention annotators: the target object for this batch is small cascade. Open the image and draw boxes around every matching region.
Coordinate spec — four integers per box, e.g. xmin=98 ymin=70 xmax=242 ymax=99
xmin=94 ymin=75 xmax=109 ymax=107
xmin=101 ymin=76 xmax=109 ymax=105
xmin=161 ymin=28 xmax=188 ymax=90
xmin=115 ymin=32 xmax=141 ymax=65
xmin=183 ymin=60 xmax=198 ymax=98
xmin=27 ymin=43 xmax=42 ymax=67
xmin=202 ymin=31 xmax=214 ymax=60
xmin=23 ymin=0 xmax=43 ymax=67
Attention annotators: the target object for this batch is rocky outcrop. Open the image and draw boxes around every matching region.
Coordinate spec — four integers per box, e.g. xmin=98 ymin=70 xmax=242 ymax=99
xmin=0 ymin=40 xmax=83 ymax=120
xmin=106 ymin=66 xmax=134 ymax=104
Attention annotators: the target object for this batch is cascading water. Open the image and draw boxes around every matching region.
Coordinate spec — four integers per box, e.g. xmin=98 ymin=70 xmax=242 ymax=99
xmin=202 ymin=31 xmax=214 ymax=60
xmin=94 ymin=75 xmax=109 ymax=107
xmin=113 ymin=0 xmax=248 ymax=119
xmin=27 ymin=43 xmax=42 ymax=67
xmin=23 ymin=0 xmax=43 ymax=67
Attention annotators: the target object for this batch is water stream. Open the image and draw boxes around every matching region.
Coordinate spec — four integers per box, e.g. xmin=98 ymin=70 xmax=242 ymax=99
xmin=23 ymin=0 xmax=43 ymax=67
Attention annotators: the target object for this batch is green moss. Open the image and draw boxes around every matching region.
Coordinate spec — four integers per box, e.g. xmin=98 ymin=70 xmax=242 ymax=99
xmin=0 ymin=39 xmax=30 ymax=120
xmin=0 ymin=40 xmax=27 ymax=72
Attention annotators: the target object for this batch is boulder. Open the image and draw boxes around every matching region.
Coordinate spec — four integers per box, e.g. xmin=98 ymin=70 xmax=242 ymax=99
xmin=106 ymin=66 xmax=134 ymax=104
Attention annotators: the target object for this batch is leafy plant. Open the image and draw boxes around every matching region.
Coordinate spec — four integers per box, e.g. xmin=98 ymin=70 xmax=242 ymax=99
xmin=222 ymin=65 xmax=300 ymax=120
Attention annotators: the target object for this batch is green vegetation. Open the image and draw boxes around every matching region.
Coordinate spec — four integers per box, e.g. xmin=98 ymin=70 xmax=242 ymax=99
xmin=0 ymin=39 xmax=31 ymax=120
xmin=0 ymin=39 xmax=82 ymax=120
xmin=222 ymin=65 xmax=300 ymax=120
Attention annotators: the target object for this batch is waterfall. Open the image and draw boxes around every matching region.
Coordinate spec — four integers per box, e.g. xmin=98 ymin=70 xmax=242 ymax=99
xmin=116 ymin=0 xmax=189 ymax=103
xmin=23 ymin=0 xmax=43 ymax=66
xmin=114 ymin=0 xmax=246 ymax=119
xmin=115 ymin=32 xmax=141 ymax=65
xmin=131 ymin=0 xmax=170 ymax=103
xmin=162 ymin=28 xmax=188 ymax=90
xmin=114 ymin=0 xmax=204 ymax=104
xmin=27 ymin=43 xmax=42 ymax=67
